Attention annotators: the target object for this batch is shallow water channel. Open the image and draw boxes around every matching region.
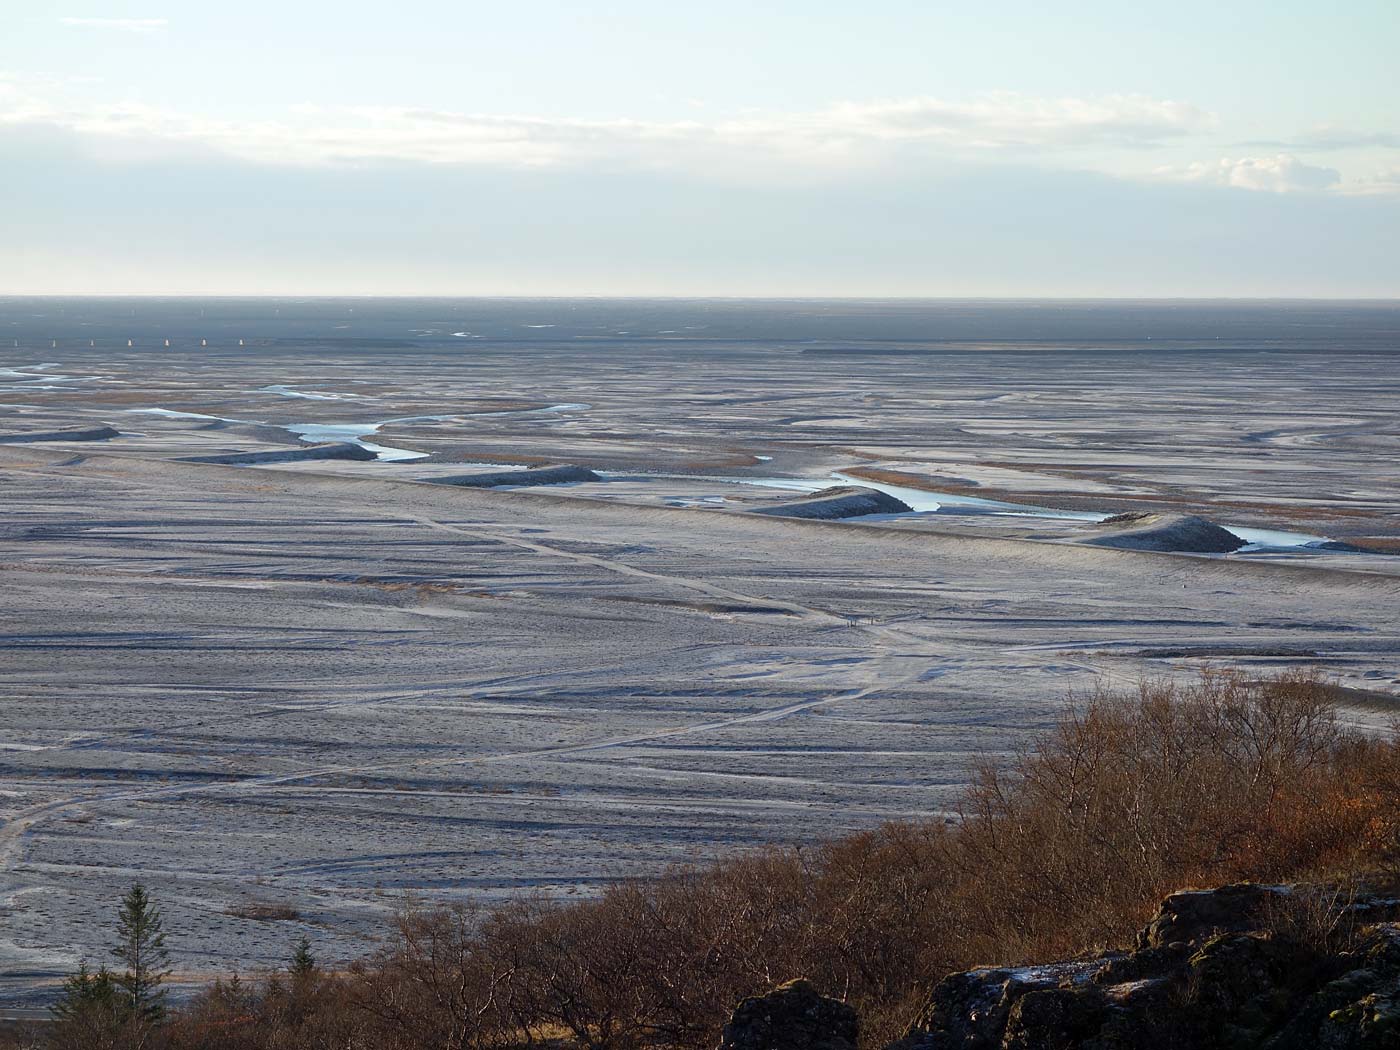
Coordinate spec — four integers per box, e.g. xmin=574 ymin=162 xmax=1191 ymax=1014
xmin=127 ymin=402 xmax=1333 ymax=552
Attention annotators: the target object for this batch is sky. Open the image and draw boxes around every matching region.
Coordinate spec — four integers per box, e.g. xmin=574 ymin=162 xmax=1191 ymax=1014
xmin=2 ymin=1 xmax=1398 ymax=296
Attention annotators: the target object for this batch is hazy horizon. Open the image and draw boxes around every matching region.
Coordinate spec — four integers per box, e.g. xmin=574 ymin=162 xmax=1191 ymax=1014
xmin=4 ymin=294 xmax=1400 ymax=303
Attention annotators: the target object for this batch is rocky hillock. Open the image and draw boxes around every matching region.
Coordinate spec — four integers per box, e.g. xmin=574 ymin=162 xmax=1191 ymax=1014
xmin=178 ymin=441 xmax=378 ymax=464
xmin=726 ymin=883 xmax=1400 ymax=1050
xmin=748 ymin=485 xmax=913 ymax=520
xmin=0 ymin=425 xmax=120 ymax=443
xmin=1085 ymin=512 xmax=1246 ymax=553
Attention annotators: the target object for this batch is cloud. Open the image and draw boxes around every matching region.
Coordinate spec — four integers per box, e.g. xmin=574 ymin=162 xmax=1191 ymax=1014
xmin=1237 ymin=127 xmax=1400 ymax=151
xmin=59 ymin=17 xmax=167 ymax=31
xmin=7 ymin=134 xmax=1400 ymax=297
xmin=26 ymin=84 xmax=1383 ymax=197
xmin=1293 ymin=128 xmax=1400 ymax=150
xmin=820 ymin=94 xmax=1209 ymax=147
xmin=0 ymin=87 xmax=1211 ymax=173
xmin=1157 ymin=154 xmax=1341 ymax=193
xmin=1346 ymin=167 xmax=1400 ymax=196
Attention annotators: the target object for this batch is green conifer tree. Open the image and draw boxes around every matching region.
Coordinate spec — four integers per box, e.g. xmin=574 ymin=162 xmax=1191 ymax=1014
xmin=112 ymin=882 xmax=171 ymax=1021
xmin=290 ymin=935 xmax=316 ymax=978
xmin=49 ymin=960 xmax=121 ymax=1022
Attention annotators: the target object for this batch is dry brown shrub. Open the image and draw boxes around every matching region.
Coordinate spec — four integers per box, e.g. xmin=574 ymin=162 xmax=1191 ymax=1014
xmin=942 ymin=671 xmax=1392 ymax=958
xmin=49 ymin=670 xmax=1400 ymax=1050
xmin=0 ymin=1024 xmax=45 ymax=1050
xmin=160 ymin=970 xmax=368 ymax=1050
xmin=349 ymin=902 xmax=523 ymax=1050
xmin=1258 ymin=882 xmax=1366 ymax=957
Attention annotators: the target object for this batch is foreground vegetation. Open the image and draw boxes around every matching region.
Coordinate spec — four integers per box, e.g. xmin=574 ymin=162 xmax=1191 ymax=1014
xmin=8 ymin=670 xmax=1399 ymax=1050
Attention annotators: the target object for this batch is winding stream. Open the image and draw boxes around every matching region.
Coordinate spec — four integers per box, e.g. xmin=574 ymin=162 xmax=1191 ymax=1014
xmin=0 ymin=363 xmax=95 ymax=389
xmin=128 ymin=407 xmax=447 ymax=461
xmin=128 ymin=396 xmax=1333 ymax=553
xmin=130 ymin=397 xmax=591 ymax=463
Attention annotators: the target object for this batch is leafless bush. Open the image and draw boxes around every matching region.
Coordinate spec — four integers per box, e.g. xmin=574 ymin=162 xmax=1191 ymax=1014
xmin=1259 ymin=882 xmax=1365 ymax=956
xmin=944 ymin=669 xmax=1396 ymax=959
xmin=348 ymin=901 xmax=523 ymax=1050
xmin=49 ymin=670 xmax=1400 ymax=1050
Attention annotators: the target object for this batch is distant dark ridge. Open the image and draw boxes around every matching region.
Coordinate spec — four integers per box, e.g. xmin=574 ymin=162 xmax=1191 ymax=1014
xmin=799 ymin=342 xmax=1376 ymax=355
xmin=264 ymin=337 xmax=424 ymax=348
xmin=11 ymin=297 xmax=1400 ymax=350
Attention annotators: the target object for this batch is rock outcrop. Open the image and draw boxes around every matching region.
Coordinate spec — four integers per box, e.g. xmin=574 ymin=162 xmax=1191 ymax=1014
xmin=893 ymin=883 xmax=1400 ymax=1050
xmin=720 ymin=979 xmax=858 ymax=1050
xmin=1086 ymin=512 xmax=1246 ymax=553
xmin=178 ymin=441 xmax=378 ymax=464
xmin=748 ymin=486 xmax=913 ymax=520
xmin=429 ymin=464 xmax=601 ymax=488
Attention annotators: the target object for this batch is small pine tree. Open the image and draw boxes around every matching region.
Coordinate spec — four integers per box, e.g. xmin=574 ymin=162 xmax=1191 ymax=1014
xmin=112 ymin=882 xmax=171 ymax=1022
xmin=49 ymin=959 xmax=121 ymax=1022
xmin=289 ymin=935 xmax=316 ymax=978
xmin=219 ymin=971 xmax=255 ymax=1011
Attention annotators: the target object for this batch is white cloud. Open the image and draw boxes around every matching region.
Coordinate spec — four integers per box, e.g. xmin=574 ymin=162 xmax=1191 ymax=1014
xmin=0 ymin=88 xmax=1211 ymax=173
xmin=1157 ymin=154 xmax=1341 ymax=193
xmin=820 ymin=94 xmax=1210 ymax=147
xmin=1240 ymin=127 xmax=1400 ymax=151
xmin=1345 ymin=167 xmax=1400 ymax=196
xmin=59 ymin=17 xmax=167 ymax=32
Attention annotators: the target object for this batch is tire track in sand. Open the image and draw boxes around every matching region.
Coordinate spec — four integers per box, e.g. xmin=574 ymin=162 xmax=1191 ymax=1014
xmin=0 ymin=518 xmax=1066 ymax=872
xmin=410 ymin=516 xmax=842 ymax=623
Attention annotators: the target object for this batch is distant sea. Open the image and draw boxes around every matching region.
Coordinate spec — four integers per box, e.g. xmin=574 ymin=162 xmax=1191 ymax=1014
xmin=1 ymin=298 xmax=1397 ymax=354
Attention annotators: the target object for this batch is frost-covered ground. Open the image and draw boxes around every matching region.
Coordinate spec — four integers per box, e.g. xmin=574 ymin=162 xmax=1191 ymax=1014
xmin=1 ymin=329 xmax=1399 ymax=1003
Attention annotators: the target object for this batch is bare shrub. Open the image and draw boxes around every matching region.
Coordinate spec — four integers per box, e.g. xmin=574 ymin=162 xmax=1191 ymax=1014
xmin=0 ymin=1023 xmax=45 ymax=1050
xmin=944 ymin=669 xmax=1398 ymax=960
xmin=161 ymin=969 xmax=367 ymax=1050
xmin=40 ymin=670 xmax=1400 ymax=1050
xmin=1258 ymin=882 xmax=1365 ymax=956
xmin=348 ymin=901 xmax=523 ymax=1050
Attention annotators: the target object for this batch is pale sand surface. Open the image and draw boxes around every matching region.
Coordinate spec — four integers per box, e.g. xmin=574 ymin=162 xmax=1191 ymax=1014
xmin=1 ymin=337 xmax=1399 ymax=1001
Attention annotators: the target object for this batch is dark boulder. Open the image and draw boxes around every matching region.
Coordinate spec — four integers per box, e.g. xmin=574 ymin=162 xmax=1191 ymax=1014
xmin=1136 ymin=883 xmax=1292 ymax=950
xmin=720 ymin=979 xmax=858 ymax=1050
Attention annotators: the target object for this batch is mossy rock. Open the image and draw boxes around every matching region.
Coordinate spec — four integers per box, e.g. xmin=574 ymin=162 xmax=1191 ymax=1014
xmin=1317 ymin=992 xmax=1400 ymax=1048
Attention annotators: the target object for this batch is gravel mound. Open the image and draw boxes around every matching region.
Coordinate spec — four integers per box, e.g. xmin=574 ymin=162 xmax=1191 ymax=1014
xmin=0 ymin=425 xmax=120 ymax=443
xmin=748 ymin=485 xmax=913 ymax=520
xmin=179 ymin=442 xmax=378 ymax=464
xmin=1086 ymin=512 xmax=1245 ymax=553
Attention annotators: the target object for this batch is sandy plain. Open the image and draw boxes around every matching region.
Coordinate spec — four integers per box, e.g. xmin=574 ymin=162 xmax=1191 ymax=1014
xmin=2 ymin=324 xmax=1399 ymax=1003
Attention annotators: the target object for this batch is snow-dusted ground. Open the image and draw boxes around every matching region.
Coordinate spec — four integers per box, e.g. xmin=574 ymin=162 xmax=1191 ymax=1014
xmin=1 ymin=337 xmax=1399 ymax=1003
